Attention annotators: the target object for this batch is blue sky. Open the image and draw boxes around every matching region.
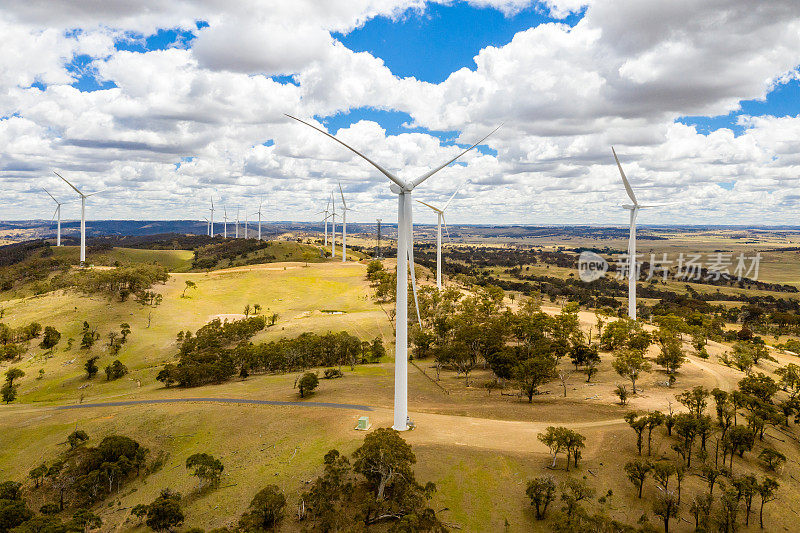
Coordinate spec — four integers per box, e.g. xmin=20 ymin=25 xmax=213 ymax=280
xmin=63 ymin=3 xmax=799 ymax=142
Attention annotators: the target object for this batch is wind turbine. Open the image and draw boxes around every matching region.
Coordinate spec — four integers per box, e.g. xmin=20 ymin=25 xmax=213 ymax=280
xmin=416 ymin=180 xmax=466 ymax=289
xmin=54 ymin=172 xmax=105 ymax=267
xmin=612 ymin=147 xmax=663 ymax=321
xmin=42 ymin=188 xmax=65 ymax=246
xmin=223 ymin=206 xmax=228 ymax=238
xmin=338 ymin=182 xmax=353 ymax=262
xmin=317 ymin=196 xmax=331 ymax=247
xmin=286 ymin=114 xmax=499 ymax=431
xmin=235 ymin=206 xmax=240 ymax=238
xmin=330 ymin=191 xmax=336 ymax=258
xmin=209 ymin=197 xmax=215 ymax=237
xmin=255 ymin=197 xmax=264 ymax=240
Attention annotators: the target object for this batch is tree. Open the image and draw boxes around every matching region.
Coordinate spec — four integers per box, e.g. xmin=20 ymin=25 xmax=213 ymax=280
xmin=644 ymin=411 xmax=664 ymax=455
xmin=239 ymin=485 xmax=286 ymax=531
xmin=673 ymin=413 xmax=698 ymax=467
xmin=105 ymin=360 xmax=129 ymax=381
xmin=1 ymin=382 xmax=17 ymax=404
xmin=39 ymin=326 xmax=61 ymax=352
xmin=677 ymin=386 xmax=709 ymax=417
xmin=71 ymin=508 xmax=102 ymax=530
xmin=182 ymin=280 xmax=196 ymax=298
xmin=624 ymin=459 xmax=651 ymax=498
xmin=776 ymin=363 xmax=800 ymax=400
xmin=624 ymin=413 xmax=647 ymax=455
xmin=559 ymin=477 xmax=594 ymax=519
xmin=613 ymin=349 xmax=651 ymax=394
xmin=700 ymin=464 xmax=723 ymax=495
xmin=726 ymin=426 xmax=755 ymax=472
xmin=564 ymin=429 xmax=586 ymax=470
xmin=614 ymin=384 xmax=630 ymax=406
xmin=4 ymin=367 xmax=24 ymax=387
xmin=515 ymin=353 xmax=557 ymax=402
xmin=84 ymin=356 xmax=99 ymax=379
xmin=758 ymin=448 xmax=786 ymax=471
xmin=146 ymin=489 xmax=184 ymax=532
xmin=757 ymin=477 xmax=779 ymax=529
xmin=538 ymin=426 xmax=568 ymax=469
xmin=652 ymin=461 xmax=676 ymax=492
xmin=733 ymin=474 xmax=758 ymax=526
xmin=656 ymin=336 xmax=686 ymax=380
xmin=28 ymin=463 xmax=47 ymax=488
xmin=297 ymin=372 xmax=319 ymax=398
xmin=244 ymin=304 xmax=251 ymax=317
xmin=351 ymin=427 xmax=435 ymax=512
xmin=690 ymin=492 xmax=713 ymax=531
xmin=67 ymin=429 xmax=89 ymax=449
xmin=526 ymin=476 xmax=556 ymax=520
xmin=185 ymin=453 xmax=224 ymax=490
xmin=652 ymin=490 xmax=679 ymax=533
xmin=739 ymin=373 xmax=778 ymax=403
xmin=558 ymin=369 xmax=572 ymax=397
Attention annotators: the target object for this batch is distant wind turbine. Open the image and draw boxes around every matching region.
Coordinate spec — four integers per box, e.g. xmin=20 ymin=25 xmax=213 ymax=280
xmin=42 ymin=187 xmax=65 ymax=246
xmin=223 ymin=206 xmax=228 ymax=238
xmin=286 ymin=114 xmax=499 ymax=431
xmin=612 ymin=147 xmax=664 ymax=321
xmin=255 ymin=197 xmax=264 ymax=240
xmin=417 ymin=180 xmax=466 ymax=289
xmin=54 ymin=172 xmax=105 ymax=267
xmin=235 ymin=206 xmax=240 ymax=238
xmin=338 ymin=182 xmax=354 ymax=262
xmin=317 ymin=196 xmax=331 ymax=247
xmin=209 ymin=197 xmax=215 ymax=237
xmin=330 ymin=191 xmax=336 ymax=258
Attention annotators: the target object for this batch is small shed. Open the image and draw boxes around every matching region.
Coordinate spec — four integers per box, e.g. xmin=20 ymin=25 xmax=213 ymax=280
xmin=355 ymin=416 xmax=371 ymax=431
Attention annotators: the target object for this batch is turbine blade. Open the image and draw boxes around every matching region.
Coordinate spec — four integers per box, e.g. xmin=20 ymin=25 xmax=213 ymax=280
xmin=406 ymin=216 xmax=423 ymax=328
xmin=339 ymin=182 xmax=347 ymax=209
xmin=442 ymin=179 xmax=468 ymax=211
xmin=410 ymin=124 xmax=501 ymax=189
xmin=442 ymin=216 xmax=452 ymax=244
xmin=611 ymin=147 xmax=638 ymax=206
xmin=51 ymin=206 xmax=59 ymax=222
xmin=285 ymin=114 xmax=406 ymax=189
xmin=84 ymin=189 xmax=107 ymax=197
xmin=415 ymin=199 xmax=442 ymax=213
xmin=54 ymin=171 xmax=84 ymax=196
xmin=42 ymin=187 xmax=58 ymax=203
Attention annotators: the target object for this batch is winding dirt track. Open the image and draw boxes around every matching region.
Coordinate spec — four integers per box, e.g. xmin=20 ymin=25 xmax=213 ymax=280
xmin=37 ymin=396 xmax=626 ymax=455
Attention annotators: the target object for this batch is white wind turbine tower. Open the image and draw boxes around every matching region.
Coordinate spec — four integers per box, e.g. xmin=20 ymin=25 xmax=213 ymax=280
xmin=235 ymin=206 xmax=240 ymax=238
xmin=417 ymin=180 xmax=466 ymax=289
xmin=287 ymin=114 xmax=499 ymax=431
xmin=330 ymin=191 xmax=337 ymax=258
xmin=612 ymin=147 xmax=663 ymax=321
xmin=42 ymin=188 xmax=65 ymax=246
xmin=54 ymin=172 xmax=105 ymax=267
xmin=223 ymin=206 xmax=228 ymax=238
xmin=255 ymin=197 xmax=264 ymax=240
xmin=338 ymin=182 xmax=354 ymax=262
xmin=209 ymin=197 xmax=215 ymax=237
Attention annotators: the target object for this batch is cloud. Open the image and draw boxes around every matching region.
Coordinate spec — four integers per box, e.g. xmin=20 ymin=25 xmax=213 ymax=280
xmin=0 ymin=0 xmax=798 ymax=226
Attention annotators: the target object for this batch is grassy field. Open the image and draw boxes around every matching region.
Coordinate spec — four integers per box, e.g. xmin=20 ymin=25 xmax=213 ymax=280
xmin=2 ymin=237 xmax=800 ymax=532
xmin=2 ymin=261 xmax=390 ymax=406
xmin=51 ymin=246 xmax=195 ymax=272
